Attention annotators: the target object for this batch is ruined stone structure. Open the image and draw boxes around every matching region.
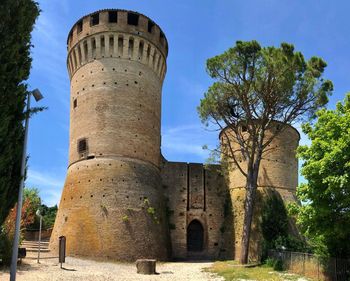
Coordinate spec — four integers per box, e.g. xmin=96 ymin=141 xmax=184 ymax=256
xmin=50 ymin=9 xmax=300 ymax=261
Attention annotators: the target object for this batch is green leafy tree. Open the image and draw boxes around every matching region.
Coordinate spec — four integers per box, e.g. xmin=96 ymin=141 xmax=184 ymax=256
xmin=198 ymin=40 xmax=332 ymax=263
xmin=0 ymin=0 xmax=40 ymax=225
xmin=40 ymin=204 xmax=58 ymax=229
xmin=293 ymin=94 xmax=350 ymax=259
xmin=23 ymin=187 xmax=41 ymax=213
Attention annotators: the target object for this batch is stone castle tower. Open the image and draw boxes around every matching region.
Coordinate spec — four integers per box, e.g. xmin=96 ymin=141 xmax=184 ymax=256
xmin=50 ymin=8 xmax=300 ymax=261
xmin=50 ymin=9 xmax=170 ymax=260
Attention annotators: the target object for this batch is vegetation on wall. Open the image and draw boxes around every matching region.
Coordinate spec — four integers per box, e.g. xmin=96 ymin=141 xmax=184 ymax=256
xmin=290 ymin=94 xmax=350 ymax=259
xmin=198 ymin=40 xmax=332 ymax=263
xmin=0 ymin=0 xmax=40 ymax=226
xmin=261 ymin=191 xmax=307 ymax=259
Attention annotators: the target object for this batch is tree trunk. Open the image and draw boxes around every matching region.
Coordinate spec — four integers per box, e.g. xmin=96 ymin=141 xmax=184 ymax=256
xmin=240 ymin=164 xmax=259 ymax=264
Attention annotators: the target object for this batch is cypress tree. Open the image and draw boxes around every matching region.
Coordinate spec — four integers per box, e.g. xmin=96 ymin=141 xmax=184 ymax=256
xmin=0 ymin=0 xmax=40 ymax=225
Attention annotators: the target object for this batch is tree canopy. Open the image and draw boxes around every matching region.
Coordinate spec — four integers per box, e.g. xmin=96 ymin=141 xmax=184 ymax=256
xmin=198 ymin=40 xmax=332 ymax=263
xmin=292 ymin=94 xmax=350 ymax=259
xmin=0 ymin=0 xmax=40 ymax=225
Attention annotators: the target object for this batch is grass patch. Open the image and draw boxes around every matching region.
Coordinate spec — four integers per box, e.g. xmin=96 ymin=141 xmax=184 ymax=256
xmin=206 ymin=260 xmax=314 ymax=281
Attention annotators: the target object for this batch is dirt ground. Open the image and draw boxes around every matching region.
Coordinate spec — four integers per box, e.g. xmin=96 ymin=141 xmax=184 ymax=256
xmin=0 ymin=255 xmax=224 ymax=281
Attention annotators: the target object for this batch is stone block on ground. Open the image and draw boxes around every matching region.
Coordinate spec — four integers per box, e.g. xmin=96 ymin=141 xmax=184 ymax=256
xmin=136 ymin=259 xmax=156 ymax=274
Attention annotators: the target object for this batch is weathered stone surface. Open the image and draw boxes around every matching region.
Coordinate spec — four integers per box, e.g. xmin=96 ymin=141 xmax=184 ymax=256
xmin=50 ymin=9 xmax=170 ymax=261
xmin=136 ymin=259 xmax=156 ymax=274
xmin=221 ymin=123 xmax=300 ymax=261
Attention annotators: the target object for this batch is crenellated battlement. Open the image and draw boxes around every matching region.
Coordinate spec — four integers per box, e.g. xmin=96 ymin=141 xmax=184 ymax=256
xmin=67 ymin=31 xmax=166 ymax=81
xmin=67 ymin=9 xmax=168 ymax=56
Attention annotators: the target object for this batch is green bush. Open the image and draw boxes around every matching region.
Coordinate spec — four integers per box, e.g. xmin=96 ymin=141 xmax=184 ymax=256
xmin=0 ymin=227 xmax=13 ymax=266
xmin=264 ymin=257 xmax=276 ymax=267
xmin=273 ymin=259 xmax=284 ymax=271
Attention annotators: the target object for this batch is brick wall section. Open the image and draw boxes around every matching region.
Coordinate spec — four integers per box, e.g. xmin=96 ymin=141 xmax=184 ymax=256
xmin=161 ymin=161 xmax=232 ymax=260
xmin=221 ymin=123 xmax=300 ymax=261
xmin=161 ymin=161 xmax=188 ymax=259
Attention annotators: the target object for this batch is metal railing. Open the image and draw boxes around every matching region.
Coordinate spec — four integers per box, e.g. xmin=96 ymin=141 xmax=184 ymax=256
xmin=268 ymin=250 xmax=350 ymax=281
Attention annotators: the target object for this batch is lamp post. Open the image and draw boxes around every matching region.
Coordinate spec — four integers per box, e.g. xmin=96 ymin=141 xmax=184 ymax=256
xmin=36 ymin=209 xmax=42 ymax=264
xmin=10 ymin=89 xmax=44 ymax=281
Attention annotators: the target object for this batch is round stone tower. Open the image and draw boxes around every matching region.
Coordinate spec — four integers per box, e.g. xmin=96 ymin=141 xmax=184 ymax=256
xmin=220 ymin=122 xmax=300 ymax=261
xmin=50 ymin=9 xmax=170 ymax=261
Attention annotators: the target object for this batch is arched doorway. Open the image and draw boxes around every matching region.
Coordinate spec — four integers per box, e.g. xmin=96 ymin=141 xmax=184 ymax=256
xmin=187 ymin=220 xmax=204 ymax=252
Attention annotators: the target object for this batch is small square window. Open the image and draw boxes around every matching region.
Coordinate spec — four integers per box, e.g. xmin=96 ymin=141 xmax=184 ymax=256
xmin=78 ymin=138 xmax=87 ymax=153
xmin=77 ymin=20 xmax=83 ymax=34
xmin=127 ymin=12 xmax=139 ymax=26
xmin=109 ymin=11 xmax=118 ymax=23
xmin=90 ymin=13 xmax=99 ymax=26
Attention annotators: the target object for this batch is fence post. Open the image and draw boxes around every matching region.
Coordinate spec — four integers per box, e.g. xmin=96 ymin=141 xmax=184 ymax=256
xmin=317 ymin=259 xmax=319 ymax=281
xmin=335 ymin=258 xmax=337 ymax=281
xmin=303 ymin=253 xmax=306 ymax=275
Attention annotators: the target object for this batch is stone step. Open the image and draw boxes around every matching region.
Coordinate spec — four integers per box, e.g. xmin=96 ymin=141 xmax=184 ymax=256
xmin=20 ymin=240 xmax=50 ymax=253
xmin=21 ymin=242 xmax=49 ymax=246
xmin=25 ymin=248 xmax=50 ymax=253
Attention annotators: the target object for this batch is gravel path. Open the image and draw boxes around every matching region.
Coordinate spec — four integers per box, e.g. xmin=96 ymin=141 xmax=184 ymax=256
xmin=0 ymin=256 xmax=224 ymax=281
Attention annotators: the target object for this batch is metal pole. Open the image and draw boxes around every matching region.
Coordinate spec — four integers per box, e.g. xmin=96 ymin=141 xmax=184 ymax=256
xmin=10 ymin=93 xmax=31 ymax=281
xmin=37 ymin=215 xmax=42 ymax=263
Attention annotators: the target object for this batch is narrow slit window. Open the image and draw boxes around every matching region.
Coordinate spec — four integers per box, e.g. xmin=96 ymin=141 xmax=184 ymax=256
xmin=148 ymin=20 xmax=155 ymax=33
xmin=78 ymin=138 xmax=87 ymax=153
xmin=90 ymin=13 xmax=99 ymax=26
xmin=157 ymin=56 xmax=161 ymax=72
xmin=77 ymin=46 xmax=82 ymax=65
xmin=73 ymin=98 xmax=77 ymax=108
xmin=109 ymin=36 xmax=114 ymax=56
xmin=128 ymin=38 xmax=134 ymax=58
xmin=73 ymin=51 xmax=78 ymax=68
xmin=146 ymin=45 xmax=151 ymax=62
xmin=109 ymin=11 xmax=118 ymax=23
xmin=77 ymin=20 xmax=83 ymax=34
xmin=101 ymin=36 xmax=105 ymax=56
xmin=118 ymin=36 xmax=123 ymax=56
xmin=138 ymin=41 xmax=144 ymax=60
xmin=83 ymin=41 xmax=88 ymax=61
xmin=127 ymin=12 xmax=139 ymax=26
xmin=153 ymin=52 xmax=157 ymax=69
xmin=92 ymin=38 xmax=96 ymax=58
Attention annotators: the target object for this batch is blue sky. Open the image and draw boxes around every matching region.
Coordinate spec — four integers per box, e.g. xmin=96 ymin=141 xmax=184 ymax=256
xmin=26 ymin=0 xmax=350 ymax=206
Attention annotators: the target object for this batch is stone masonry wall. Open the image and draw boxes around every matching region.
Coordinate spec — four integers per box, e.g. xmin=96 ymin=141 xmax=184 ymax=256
xmin=221 ymin=123 xmax=300 ymax=261
xmin=161 ymin=161 xmax=233 ymax=260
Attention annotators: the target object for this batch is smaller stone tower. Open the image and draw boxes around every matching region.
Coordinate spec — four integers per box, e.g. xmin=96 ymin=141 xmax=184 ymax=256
xmin=220 ymin=122 xmax=300 ymax=260
xmin=50 ymin=9 xmax=170 ymax=261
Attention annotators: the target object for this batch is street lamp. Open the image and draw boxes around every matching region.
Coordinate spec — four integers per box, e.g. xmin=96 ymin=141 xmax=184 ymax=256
xmin=35 ymin=209 xmax=43 ymax=264
xmin=10 ymin=89 xmax=44 ymax=281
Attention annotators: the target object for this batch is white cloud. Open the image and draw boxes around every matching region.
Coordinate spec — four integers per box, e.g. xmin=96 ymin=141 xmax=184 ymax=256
xmin=162 ymin=123 xmax=218 ymax=162
xmin=26 ymin=168 xmax=65 ymax=207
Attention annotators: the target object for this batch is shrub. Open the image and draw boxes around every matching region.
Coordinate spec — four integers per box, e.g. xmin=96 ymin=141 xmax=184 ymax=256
xmin=0 ymin=226 xmax=13 ymax=266
xmin=273 ymin=259 xmax=284 ymax=271
xmin=265 ymin=257 xmax=276 ymax=267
